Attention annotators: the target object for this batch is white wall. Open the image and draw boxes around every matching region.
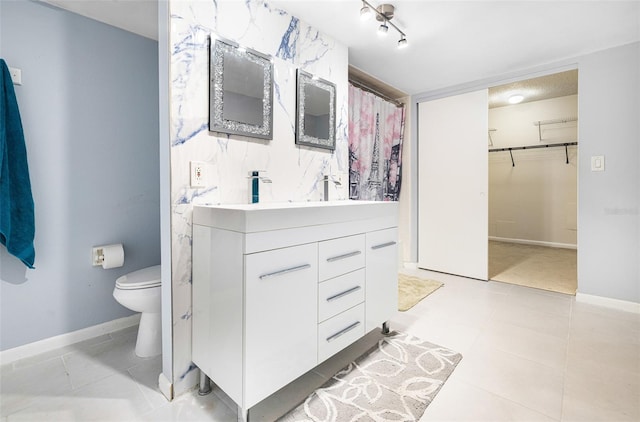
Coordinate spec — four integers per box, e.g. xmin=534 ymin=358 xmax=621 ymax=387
xmin=0 ymin=1 xmax=160 ymax=350
xmin=488 ymin=96 xmax=578 ymax=247
xmin=167 ymin=0 xmax=348 ymax=395
xmin=397 ymin=97 xmax=413 ymax=264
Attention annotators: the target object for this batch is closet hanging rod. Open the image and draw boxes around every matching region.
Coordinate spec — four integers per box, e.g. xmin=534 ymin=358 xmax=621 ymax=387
xmin=488 ymin=141 xmax=578 ymax=153
xmin=489 ymin=142 xmax=578 ymax=167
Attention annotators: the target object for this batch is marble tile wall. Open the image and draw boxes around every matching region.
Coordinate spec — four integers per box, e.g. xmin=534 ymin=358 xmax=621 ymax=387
xmin=168 ymin=0 xmax=349 ymax=395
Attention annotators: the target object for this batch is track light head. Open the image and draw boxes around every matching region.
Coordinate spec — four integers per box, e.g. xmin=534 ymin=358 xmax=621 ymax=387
xmin=378 ymin=22 xmax=389 ymax=36
xmin=360 ymin=3 xmax=372 ymax=20
xmin=397 ymin=35 xmax=408 ymax=49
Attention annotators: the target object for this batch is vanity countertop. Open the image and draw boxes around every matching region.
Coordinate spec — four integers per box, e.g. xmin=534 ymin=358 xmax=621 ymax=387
xmin=193 ymin=200 xmax=398 ymax=233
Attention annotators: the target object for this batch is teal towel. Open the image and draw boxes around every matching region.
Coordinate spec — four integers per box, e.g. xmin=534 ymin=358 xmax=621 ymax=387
xmin=0 ymin=59 xmax=35 ymax=268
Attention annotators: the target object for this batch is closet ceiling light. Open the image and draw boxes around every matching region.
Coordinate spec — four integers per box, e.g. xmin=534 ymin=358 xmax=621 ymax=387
xmin=359 ymin=1 xmax=408 ymax=49
xmin=509 ymin=94 xmax=524 ymax=104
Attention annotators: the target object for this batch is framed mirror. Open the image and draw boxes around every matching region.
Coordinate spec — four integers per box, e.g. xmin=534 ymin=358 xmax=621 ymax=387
xmin=295 ymin=69 xmax=336 ymax=150
xmin=209 ymin=37 xmax=273 ymax=139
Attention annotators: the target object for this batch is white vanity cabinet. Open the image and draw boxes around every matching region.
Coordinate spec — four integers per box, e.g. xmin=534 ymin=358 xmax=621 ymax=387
xmin=192 ymin=200 xmax=398 ymax=420
xmin=244 ymin=243 xmax=318 ymax=407
xmin=366 ymin=228 xmax=399 ymax=332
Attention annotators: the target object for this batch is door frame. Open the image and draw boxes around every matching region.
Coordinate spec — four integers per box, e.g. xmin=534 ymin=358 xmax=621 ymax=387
xmin=406 ymin=63 xmax=579 ymax=277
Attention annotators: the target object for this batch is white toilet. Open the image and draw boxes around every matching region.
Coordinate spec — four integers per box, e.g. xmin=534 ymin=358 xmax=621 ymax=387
xmin=113 ymin=265 xmax=162 ymax=358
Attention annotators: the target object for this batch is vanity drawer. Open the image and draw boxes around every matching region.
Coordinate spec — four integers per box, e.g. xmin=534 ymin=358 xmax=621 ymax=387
xmin=318 ymin=269 xmax=365 ymax=323
xmin=318 ymin=303 xmax=365 ymax=363
xmin=318 ymin=234 xmax=365 ymax=281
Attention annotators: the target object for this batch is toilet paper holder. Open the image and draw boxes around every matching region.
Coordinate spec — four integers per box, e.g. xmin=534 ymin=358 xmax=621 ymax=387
xmin=92 ymin=244 xmax=124 ymax=268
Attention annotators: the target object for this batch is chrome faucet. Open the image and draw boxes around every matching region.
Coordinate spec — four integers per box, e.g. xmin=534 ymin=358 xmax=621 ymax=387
xmin=323 ymin=175 xmax=342 ymax=201
xmin=248 ymin=171 xmax=272 ymax=203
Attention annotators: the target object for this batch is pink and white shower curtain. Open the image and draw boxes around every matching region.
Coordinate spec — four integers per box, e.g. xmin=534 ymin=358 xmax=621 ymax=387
xmin=349 ymin=84 xmax=405 ymax=201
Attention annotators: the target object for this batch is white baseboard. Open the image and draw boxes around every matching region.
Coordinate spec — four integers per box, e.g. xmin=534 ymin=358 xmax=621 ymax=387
xmin=576 ymin=293 xmax=640 ymax=314
xmin=403 ymin=262 xmax=418 ymax=270
xmin=158 ymin=371 xmax=174 ymax=401
xmin=489 ymin=236 xmax=577 ymax=250
xmin=0 ymin=314 xmax=140 ymax=365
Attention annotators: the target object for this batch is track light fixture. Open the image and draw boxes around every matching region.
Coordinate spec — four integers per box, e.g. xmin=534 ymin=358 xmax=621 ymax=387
xmin=360 ymin=1 xmax=407 ymax=49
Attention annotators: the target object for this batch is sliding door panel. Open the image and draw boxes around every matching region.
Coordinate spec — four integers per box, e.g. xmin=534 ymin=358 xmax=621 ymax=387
xmin=418 ymin=90 xmax=488 ymax=280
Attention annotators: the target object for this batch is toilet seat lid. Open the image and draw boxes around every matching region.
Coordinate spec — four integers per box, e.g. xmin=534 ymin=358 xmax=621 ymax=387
xmin=116 ymin=265 xmax=161 ymax=290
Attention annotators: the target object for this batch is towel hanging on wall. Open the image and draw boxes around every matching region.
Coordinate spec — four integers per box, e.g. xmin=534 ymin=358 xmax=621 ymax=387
xmin=0 ymin=58 xmax=35 ymax=268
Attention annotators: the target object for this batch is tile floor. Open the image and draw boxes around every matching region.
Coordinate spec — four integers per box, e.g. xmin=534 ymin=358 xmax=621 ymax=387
xmin=1 ymin=268 xmax=638 ymax=421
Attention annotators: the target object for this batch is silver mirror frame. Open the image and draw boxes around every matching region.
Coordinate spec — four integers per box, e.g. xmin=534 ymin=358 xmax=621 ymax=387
xmin=295 ymin=69 xmax=336 ymax=151
xmin=209 ymin=36 xmax=274 ymax=140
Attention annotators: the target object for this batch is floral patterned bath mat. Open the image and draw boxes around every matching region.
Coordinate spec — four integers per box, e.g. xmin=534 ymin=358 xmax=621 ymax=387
xmin=278 ymin=332 xmax=462 ymax=421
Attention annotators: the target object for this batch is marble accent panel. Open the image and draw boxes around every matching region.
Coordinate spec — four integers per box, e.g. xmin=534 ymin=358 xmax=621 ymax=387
xmin=168 ymin=0 xmax=349 ymax=396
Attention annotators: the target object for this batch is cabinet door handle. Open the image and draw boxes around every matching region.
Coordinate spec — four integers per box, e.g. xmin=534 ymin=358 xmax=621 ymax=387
xmin=259 ymin=264 xmax=311 ymax=280
xmin=326 ymin=286 xmax=362 ymax=302
xmin=371 ymin=241 xmax=396 ymax=250
xmin=326 ymin=321 xmax=361 ymax=342
xmin=326 ymin=250 xmax=361 ymax=262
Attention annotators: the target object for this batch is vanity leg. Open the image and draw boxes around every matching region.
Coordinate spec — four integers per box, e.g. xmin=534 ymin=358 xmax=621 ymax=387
xmin=382 ymin=321 xmax=391 ymax=336
xmin=237 ymin=405 xmax=249 ymax=422
xmin=198 ymin=371 xmax=212 ymax=396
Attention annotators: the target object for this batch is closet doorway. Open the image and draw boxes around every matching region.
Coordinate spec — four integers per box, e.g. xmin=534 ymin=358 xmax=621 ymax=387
xmin=487 ymin=70 xmax=578 ymax=295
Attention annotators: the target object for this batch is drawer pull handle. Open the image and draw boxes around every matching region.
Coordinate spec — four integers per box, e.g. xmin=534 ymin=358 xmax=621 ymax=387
xmin=326 ymin=321 xmax=361 ymax=343
xmin=326 ymin=250 xmax=361 ymax=262
xmin=371 ymin=241 xmax=396 ymax=250
xmin=259 ymin=264 xmax=311 ymax=280
xmin=326 ymin=286 xmax=362 ymax=302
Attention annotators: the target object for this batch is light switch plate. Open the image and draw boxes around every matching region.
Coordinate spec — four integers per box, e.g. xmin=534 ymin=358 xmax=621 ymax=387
xmin=9 ymin=67 xmax=22 ymax=85
xmin=591 ymin=155 xmax=605 ymax=172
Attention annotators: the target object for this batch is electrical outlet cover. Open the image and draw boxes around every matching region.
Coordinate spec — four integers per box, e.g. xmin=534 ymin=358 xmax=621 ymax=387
xmin=190 ymin=161 xmax=207 ymax=188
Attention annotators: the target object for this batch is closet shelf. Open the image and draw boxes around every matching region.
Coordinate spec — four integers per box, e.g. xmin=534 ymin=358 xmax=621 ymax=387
xmin=489 ymin=141 xmax=578 ymax=167
xmin=488 ymin=128 xmax=497 ymax=146
xmin=533 ymin=117 xmax=578 ymax=126
xmin=533 ymin=116 xmax=577 ymax=141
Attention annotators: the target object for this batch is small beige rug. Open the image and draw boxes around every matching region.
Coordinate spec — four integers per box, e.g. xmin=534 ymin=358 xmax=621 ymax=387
xmin=278 ymin=332 xmax=462 ymax=422
xmin=489 ymin=241 xmax=577 ymax=295
xmin=398 ymin=274 xmax=444 ymax=311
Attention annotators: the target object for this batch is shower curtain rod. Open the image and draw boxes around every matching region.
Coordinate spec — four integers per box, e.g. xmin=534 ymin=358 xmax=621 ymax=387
xmin=348 ymin=79 xmax=404 ymax=107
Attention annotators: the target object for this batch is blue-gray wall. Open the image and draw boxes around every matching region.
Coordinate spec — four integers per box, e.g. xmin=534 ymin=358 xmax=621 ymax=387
xmin=577 ymin=42 xmax=639 ymax=303
xmin=0 ymin=0 xmax=160 ymax=350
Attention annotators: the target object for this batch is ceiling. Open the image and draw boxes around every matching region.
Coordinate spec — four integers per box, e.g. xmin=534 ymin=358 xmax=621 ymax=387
xmin=272 ymin=1 xmax=639 ymax=97
xmin=488 ymin=69 xmax=578 ymax=108
xmin=40 ymin=0 xmax=158 ymax=41
xmin=41 ymin=0 xmax=639 ymax=98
